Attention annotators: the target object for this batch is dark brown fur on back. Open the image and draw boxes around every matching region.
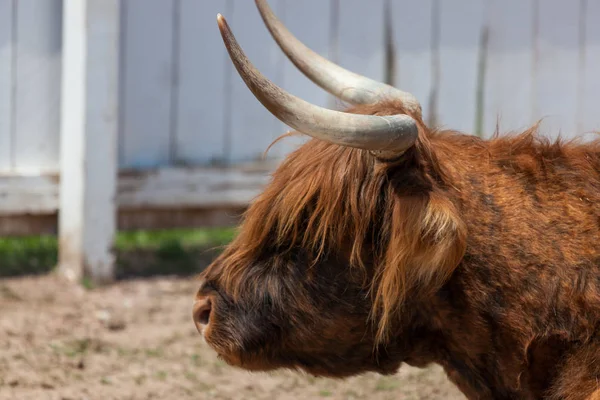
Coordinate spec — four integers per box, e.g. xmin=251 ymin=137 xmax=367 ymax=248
xmin=198 ymin=100 xmax=600 ymax=400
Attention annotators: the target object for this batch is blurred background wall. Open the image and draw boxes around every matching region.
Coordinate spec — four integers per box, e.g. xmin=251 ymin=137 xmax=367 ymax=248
xmin=0 ymin=0 xmax=598 ymax=279
xmin=1 ymin=0 xmax=599 ymax=174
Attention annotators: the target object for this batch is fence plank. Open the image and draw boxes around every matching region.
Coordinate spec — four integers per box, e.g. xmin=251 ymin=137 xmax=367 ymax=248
xmin=0 ymin=175 xmax=57 ymax=215
xmin=174 ymin=0 xmax=230 ymax=166
xmin=274 ymin=0 xmax=331 ymax=159
xmin=0 ymin=0 xmax=13 ymax=171
xmin=437 ymin=0 xmax=486 ymax=134
xmin=533 ymin=0 xmax=581 ymax=139
xmin=227 ymin=0 xmax=284 ymax=163
xmin=336 ymin=0 xmax=386 ymax=97
xmin=117 ymin=165 xmax=273 ymax=209
xmin=59 ymin=0 xmax=119 ymax=283
xmin=0 ymin=164 xmax=274 ymax=216
xmin=482 ymin=0 xmax=535 ymax=137
xmin=391 ymin=0 xmax=435 ymax=124
xmin=120 ymin=0 xmax=175 ymax=169
xmin=580 ymin=0 xmax=600 ymax=137
xmin=13 ymin=0 xmax=62 ymax=173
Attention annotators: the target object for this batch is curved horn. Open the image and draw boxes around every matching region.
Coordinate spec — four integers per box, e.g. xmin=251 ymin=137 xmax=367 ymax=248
xmin=255 ymin=0 xmax=421 ymax=115
xmin=217 ymin=14 xmax=418 ymax=155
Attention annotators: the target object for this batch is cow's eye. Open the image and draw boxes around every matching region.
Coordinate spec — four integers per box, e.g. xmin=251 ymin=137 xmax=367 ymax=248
xmin=199 ymin=280 xmax=218 ymax=295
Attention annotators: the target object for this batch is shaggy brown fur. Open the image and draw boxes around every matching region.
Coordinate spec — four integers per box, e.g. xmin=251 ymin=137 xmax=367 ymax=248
xmin=195 ymin=99 xmax=600 ymax=399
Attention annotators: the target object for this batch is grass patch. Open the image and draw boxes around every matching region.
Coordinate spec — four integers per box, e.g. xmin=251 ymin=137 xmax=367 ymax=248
xmin=0 ymin=235 xmax=57 ymax=277
xmin=100 ymin=377 xmax=111 ymax=385
xmin=48 ymin=338 xmax=109 ymax=358
xmin=115 ymin=228 xmax=234 ymax=250
xmin=155 ymin=371 xmax=168 ymax=381
xmin=0 ymin=227 xmax=236 ymax=278
xmin=375 ymin=376 xmax=400 ymax=391
xmin=144 ymin=348 xmax=164 ymax=358
xmin=81 ymin=277 xmax=96 ymax=290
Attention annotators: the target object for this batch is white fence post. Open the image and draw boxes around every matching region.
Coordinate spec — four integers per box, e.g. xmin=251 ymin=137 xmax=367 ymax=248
xmin=59 ymin=0 xmax=120 ymax=283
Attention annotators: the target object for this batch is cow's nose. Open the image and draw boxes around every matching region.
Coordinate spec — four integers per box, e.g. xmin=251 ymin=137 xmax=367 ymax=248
xmin=193 ymin=296 xmax=212 ymax=334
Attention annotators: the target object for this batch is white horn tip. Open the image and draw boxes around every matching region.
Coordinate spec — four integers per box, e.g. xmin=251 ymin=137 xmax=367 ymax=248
xmin=216 ymin=13 xmax=228 ymax=31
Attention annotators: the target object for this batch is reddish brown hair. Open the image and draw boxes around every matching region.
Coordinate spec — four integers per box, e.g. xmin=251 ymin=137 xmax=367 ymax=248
xmin=214 ymin=100 xmax=471 ymax=343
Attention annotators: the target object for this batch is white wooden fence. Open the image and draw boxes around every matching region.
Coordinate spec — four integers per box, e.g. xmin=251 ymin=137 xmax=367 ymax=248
xmin=0 ymin=0 xmax=599 ymax=281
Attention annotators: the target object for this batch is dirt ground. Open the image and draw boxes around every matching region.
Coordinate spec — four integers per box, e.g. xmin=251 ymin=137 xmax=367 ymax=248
xmin=0 ymin=274 xmax=465 ymax=400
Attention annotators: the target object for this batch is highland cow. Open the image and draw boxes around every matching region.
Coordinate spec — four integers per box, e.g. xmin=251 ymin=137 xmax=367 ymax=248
xmin=193 ymin=1 xmax=600 ymax=399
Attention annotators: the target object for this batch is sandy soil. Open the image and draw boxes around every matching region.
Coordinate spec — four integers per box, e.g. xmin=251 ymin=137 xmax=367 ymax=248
xmin=0 ymin=274 xmax=465 ymax=400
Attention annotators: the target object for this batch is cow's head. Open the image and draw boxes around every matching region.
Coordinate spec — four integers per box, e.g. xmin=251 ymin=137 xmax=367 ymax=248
xmin=193 ymin=0 xmax=467 ymax=378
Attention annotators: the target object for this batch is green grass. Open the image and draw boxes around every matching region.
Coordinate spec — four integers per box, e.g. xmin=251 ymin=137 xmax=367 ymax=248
xmin=0 ymin=235 xmax=57 ymax=277
xmin=375 ymin=376 xmax=401 ymax=392
xmin=114 ymin=228 xmax=235 ymax=250
xmin=0 ymin=227 xmax=236 ymax=279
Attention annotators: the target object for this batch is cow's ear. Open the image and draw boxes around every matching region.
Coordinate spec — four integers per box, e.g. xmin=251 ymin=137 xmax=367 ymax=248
xmin=372 ymin=191 xmax=467 ymax=342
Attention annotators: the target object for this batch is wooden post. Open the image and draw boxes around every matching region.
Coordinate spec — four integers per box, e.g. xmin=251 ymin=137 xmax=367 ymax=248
xmin=59 ymin=0 xmax=120 ymax=283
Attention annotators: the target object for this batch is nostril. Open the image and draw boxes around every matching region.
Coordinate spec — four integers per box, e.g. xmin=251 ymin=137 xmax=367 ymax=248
xmin=193 ymin=297 xmax=212 ymax=330
xmin=198 ymin=306 xmax=211 ymax=325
